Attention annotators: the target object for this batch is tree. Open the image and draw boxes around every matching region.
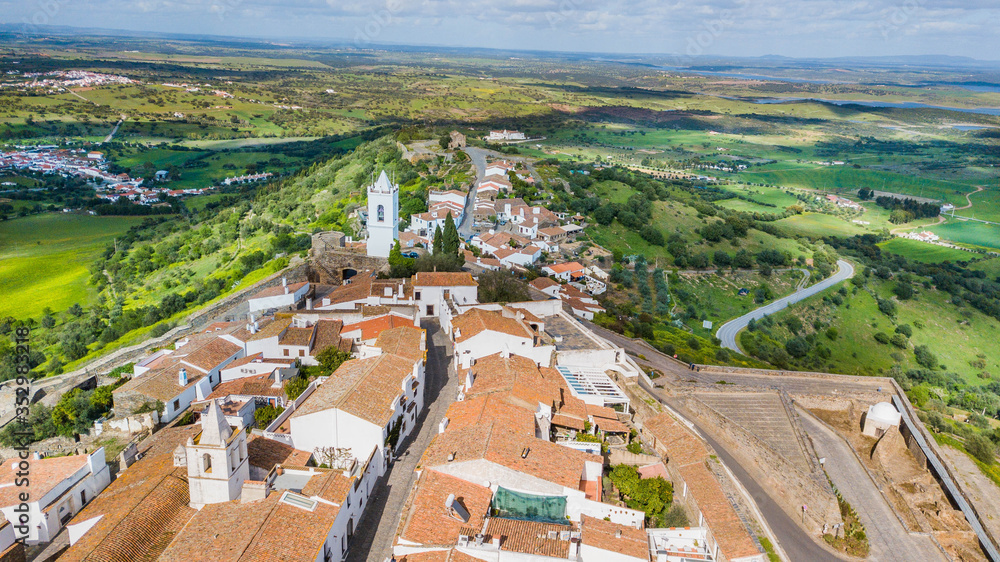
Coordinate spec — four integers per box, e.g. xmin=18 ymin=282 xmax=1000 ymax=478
xmin=439 ymin=131 xmax=452 ymax=150
xmin=316 ymin=347 xmax=351 ymax=374
xmin=639 ymin=225 xmax=664 ymax=246
xmin=713 ymin=251 xmax=732 ymax=267
xmin=607 ymin=464 xmax=673 ymax=524
xmin=254 ymin=405 xmax=284 ymax=428
xmin=914 ymin=345 xmax=938 ymax=369
xmin=733 ymin=249 xmax=754 ymax=269
xmin=388 ymin=240 xmax=415 ymax=277
xmin=286 ymin=376 xmax=310 ymax=400
xmin=432 ymin=225 xmax=443 ymax=255
xmin=877 ymin=298 xmax=897 ymax=318
xmin=478 ymin=270 xmax=530 ymax=303
xmin=441 ymin=213 xmax=462 ymax=256
xmin=894 ymin=282 xmax=914 ymax=300
xmin=785 ymin=337 xmax=810 ymax=358
xmin=966 ymin=434 xmax=996 ymax=465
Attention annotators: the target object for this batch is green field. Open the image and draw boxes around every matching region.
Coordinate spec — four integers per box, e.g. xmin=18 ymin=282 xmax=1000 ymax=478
xmin=929 ymin=219 xmax=1000 ymax=250
xmin=0 ymin=213 xmax=145 ymax=319
xmin=878 ymin=238 xmax=981 ymax=263
xmin=723 ymin=184 xmax=801 ymax=208
xmin=672 ymin=269 xmax=803 ymax=337
xmin=775 ymin=213 xmax=868 ymax=238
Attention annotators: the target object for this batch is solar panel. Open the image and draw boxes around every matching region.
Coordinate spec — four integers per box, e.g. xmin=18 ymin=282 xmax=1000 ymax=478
xmin=280 ymin=491 xmax=317 ymax=512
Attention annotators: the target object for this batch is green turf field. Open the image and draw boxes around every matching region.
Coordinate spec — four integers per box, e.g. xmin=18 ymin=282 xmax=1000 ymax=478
xmin=929 ymin=219 xmax=1000 ymax=250
xmin=775 ymin=213 xmax=867 ymax=238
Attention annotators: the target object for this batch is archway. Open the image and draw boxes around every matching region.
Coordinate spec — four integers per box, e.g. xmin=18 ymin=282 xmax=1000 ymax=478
xmin=342 ymin=268 xmax=358 ymax=281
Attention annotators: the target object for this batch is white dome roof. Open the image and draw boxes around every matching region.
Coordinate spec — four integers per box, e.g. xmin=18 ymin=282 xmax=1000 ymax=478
xmin=868 ymin=401 xmax=901 ymax=425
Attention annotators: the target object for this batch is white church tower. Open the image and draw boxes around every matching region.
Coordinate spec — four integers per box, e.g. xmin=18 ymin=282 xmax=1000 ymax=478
xmin=180 ymin=401 xmax=250 ymax=509
xmin=366 ymin=170 xmax=399 ymax=258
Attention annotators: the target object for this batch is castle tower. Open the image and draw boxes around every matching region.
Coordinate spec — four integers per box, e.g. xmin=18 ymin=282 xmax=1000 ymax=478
xmin=185 ymin=401 xmax=249 ymax=509
xmin=366 ymin=170 xmax=399 ymax=258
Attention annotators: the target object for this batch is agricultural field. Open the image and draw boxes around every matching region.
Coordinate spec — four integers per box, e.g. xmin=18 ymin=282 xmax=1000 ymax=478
xmin=775 ymin=213 xmax=869 ymax=238
xmin=928 ymin=219 xmax=1000 ymax=251
xmin=0 ymin=213 xmax=145 ymax=319
xmin=878 ymin=238 xmax=983 ymax=264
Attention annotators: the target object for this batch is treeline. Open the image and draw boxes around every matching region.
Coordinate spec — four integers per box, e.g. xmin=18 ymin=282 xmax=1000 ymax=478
xmin=872 ymin=195 xmax=940 ymax=221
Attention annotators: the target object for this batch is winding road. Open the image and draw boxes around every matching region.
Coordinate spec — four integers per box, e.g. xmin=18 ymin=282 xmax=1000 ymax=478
xmin=716 ymin=259 xmax=855 ymax=353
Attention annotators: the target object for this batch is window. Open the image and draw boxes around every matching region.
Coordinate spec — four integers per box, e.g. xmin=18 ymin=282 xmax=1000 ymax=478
xmin=284 ymin=349 xmax=289 ymax=357
xmin=173 ymin=399 xmax=180 ymax=411
xmin=203 ymin=453 xmax=213 ymax=474
xmin=443 ymin=289 xmax=450 ymax=299
xmin=80 ymin=490 xmax=87 ymax=504
xmin=414 ymin=291 xmax=421 ymax=300
xmin=426 ymin=305 xmax=434 ymax=315
xmin=377 ymin=204 xmax=385 ymax=222
xmin=299 ymin=349 xmax=305 ymax=357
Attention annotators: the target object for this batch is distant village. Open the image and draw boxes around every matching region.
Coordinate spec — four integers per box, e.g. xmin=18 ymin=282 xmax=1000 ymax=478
xmin=0 ymin=70 xmax=135 ymax=90
xmin=0 ymin=146 xmax=272 ymax=206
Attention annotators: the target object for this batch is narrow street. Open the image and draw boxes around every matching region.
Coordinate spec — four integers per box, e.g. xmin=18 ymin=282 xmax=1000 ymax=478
xmin=345 ymin=321 xmax=459 ymax=562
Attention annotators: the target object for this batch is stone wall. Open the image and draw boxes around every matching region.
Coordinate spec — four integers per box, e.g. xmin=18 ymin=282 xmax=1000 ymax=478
xmin=607 ymin=449 xmax=661 ymax=467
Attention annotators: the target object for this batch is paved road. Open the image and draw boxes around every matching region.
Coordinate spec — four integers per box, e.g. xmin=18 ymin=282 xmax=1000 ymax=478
xmin=459 ymin=146 xmax=490 ymax=238
xmin=798 ymin=411 xmax=946 ymax=562
xmin=101 ymin=115 xmax=126 ymax=144
xmin=638 ymin=379 xmax=843 ymax=562
xmin=716 ymin=259 xmax=855 ymax=353
xmin=346 ymin=321 xmax=459 ymax=562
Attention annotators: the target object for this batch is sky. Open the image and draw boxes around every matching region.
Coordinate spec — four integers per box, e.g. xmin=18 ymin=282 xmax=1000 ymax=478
xmin=1 ymin=0 xmax=998 ymax=59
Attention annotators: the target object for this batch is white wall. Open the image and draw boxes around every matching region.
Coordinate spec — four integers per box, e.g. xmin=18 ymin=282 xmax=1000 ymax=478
xmin=455 ymin=332 xmax=533 ymax=369
xmin=580 ymin=544 xmax=646 ymax=562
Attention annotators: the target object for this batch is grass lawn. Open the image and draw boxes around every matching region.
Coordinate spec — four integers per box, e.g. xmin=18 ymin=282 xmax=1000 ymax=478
xmin=878 ymin=238 xmax=981 ymax=264
xmin=723 ymin=184 xmax=801 ymax=208
xmin=928 ymin=219 xmax=1000 ymax=251
xmin=775 ymin=213 xmax=868 ymax=238
xmin=0 ymin=213 xmax=146 ymax=319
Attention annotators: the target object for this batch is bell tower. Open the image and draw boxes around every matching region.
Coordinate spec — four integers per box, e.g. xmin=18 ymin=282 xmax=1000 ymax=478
xmin=186 ymin=401 xmax=249 ymax=509
xmin=366 ymin=170 xmax=399 ymax=258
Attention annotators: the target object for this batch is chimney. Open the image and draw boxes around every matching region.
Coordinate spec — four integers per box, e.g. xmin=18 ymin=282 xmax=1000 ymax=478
xmin=282 ymin=277 xmax=287 ymax=287
xmin=284 ymin=285 xmax=289 ymax=295
xmin=615 ymin=529 xmax=622 ymax=538
xmin=178 ymin=368 xmax=188 ymax=386
xmin=306 ymin=297 xmax=313 ymax=310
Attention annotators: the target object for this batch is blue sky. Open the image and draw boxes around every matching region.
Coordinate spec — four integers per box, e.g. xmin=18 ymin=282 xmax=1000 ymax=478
xmin=1 ymin=0 xmax=996 ymax=59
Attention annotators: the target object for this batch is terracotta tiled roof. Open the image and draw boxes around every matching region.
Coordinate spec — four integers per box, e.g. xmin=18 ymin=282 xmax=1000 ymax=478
xmin=252 ymin=281 xmax=309 ymax=300
xmin=247 ymin=436 xmax=313 ymax=472
xmin=300 ymin=467 xmax=354 ymax=504
xmin=529 ymin=277 xmax=559 ymax=290
xmin=279 ymin=327 xmax=314 ymax=347
xmin=550 ymin=413 xmax=586 ymax=430
xmin=205 ymin=373 xmax=285 ymax=400
xmin=580 ymin=515 xmax=647 ymax=559
xmin=322 ymin=273 xmax=375 ymax=305
xmin=481 ymin=517 xmax=574 ymax=558
xmin=178 ymin=334 xmax=241 ymax=372
xmin=642 ymin=413 xmax=761 ymax=560
xmin=113 ymin=356 xmax=202 ymax=403
xmin=159 ymin=486 xmax=341 ymax=562
xmin=413 ymin=271 xmax=478 ymax=287
xmin=451 ymin=308 xmax=533 ymax=343
xmin=421 ymin=422 xmax=600 ymax=489
xmin=248 ymin=317 xmax=292 ymax=341
xmin=291 ymin=353 xmax=416 ymax=426
xmin=464 ymin=353 xmax=561 ymax=407
xmin=343 ymin=314 xmax=415 ymax=341
xmin=398 ymin=469 xmax=493 ymax=546
xmin=443 ymin=393 xmax=535 ymax=436
xmin=60 ymin=426 xmax=201 ymax=562
xmin=0 ymin=454 xmax=89 ymax=507
xmin=311 ymin=319 xmax=344 ymax=354
xmin=375 ymin=326 xmax=425 ymax=362
xmin=545 ymin=262 xmax=584 ymax=274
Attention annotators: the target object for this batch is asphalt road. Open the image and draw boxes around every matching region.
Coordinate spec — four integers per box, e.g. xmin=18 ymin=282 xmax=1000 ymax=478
xmin=798 ymin=411 xmax=946 ymax=562
xmin=716 ymin=259 xmax=855 ymax=353
xmin=636 ymin=377 xmax=843 ymax=562
xmin=459 ymin=146 xmax=490 ymax=238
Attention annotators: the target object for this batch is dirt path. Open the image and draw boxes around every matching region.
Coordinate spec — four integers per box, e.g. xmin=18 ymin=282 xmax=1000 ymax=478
xmin=958 ymin=186 xmax=985 ymax=211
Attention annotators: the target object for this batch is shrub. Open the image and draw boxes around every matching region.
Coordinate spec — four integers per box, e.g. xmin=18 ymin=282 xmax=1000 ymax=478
xmin=826 ymin=327 xmax=839 ymax=340
xmin=914 ymin=345 xmax=938 ymax=369
xmin=966 ymin=434 xmax=997 ymax=465
xmin=873 ymin=332 xmax=891 ymax=345
xmin=890 ymin=333 xmax=908 ymax=349
xmin=895 ymin=324 xmax=913 ymax=337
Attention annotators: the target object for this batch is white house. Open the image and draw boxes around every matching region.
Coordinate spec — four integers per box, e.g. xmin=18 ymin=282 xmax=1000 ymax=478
xmin=408 ymin=208 xmax=459 ymax=241
xmin=493 ymin=244 xmax=542 ymax=268
xmin=114 ymin=333 xmax=243 ymax=423
xmin=579 ymin=516 xmax=650 ymax=562
xmin=218 ymin=353 xmax=295 ymax=383
xmin=451 ymin=308 xmax=537 ymax=369
xmin=485 ymin=160 xmax=517 ymax=177
xmin=487 ymin=130 xmax=526 ymax=141
xmin=530 ymin=276 xmax=562 ymax=298
xmin=247 ymin=278 xmax=310 ymax=313
xmin=413 ymin=271 xmax=479 ymax=318
xmin=367 ymin=170 xmax=400 ymax=258
xmin=0 ymin=449 xmax=111 ymax=544
xmin=543 ymin=261 xmax=586 ymax=282
xmin=289 ymin=327 xmax=426 ymax=478
xmin=863 ymin=402 xmax=902 ymax=438
xmin=429 ymin=189 xmax=467 ymax=210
